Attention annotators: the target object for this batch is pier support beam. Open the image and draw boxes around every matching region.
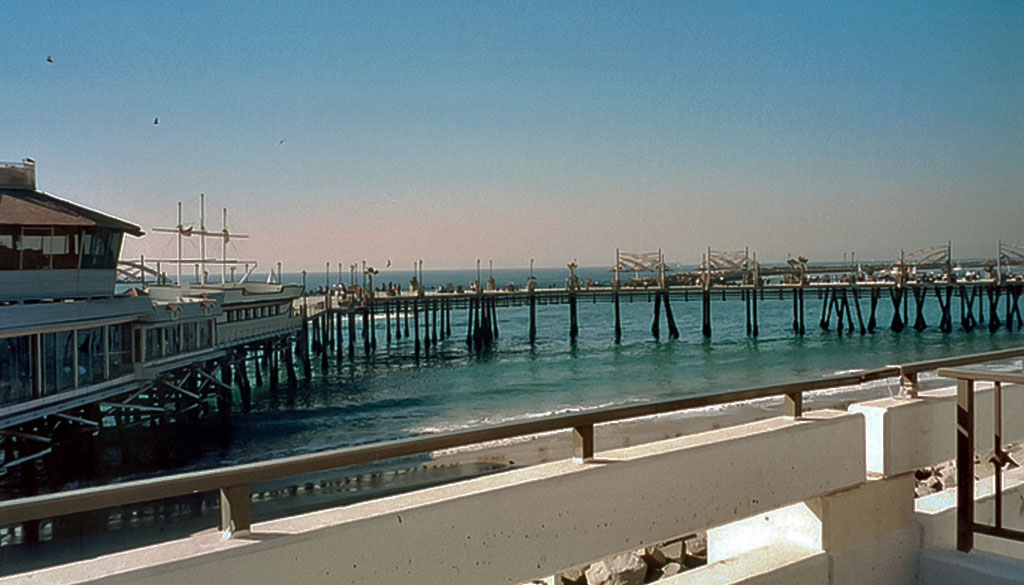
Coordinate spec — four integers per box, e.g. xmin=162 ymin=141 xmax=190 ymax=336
xmin=529 ymin=293 xmax=537 ymax=344
xmin=613 ymin=289 xmax=621 ymax=344
xmin=987 ymin=287 xmax=1002 ymax=332
xmin=569 ymin=292 xmax=579 ymax=343
xmin=414 ymin=298 xmax=421 ymax=357
xmin=702 ymin=288 xmax=712 ymax=339
xmin=912 ymin=287 xmax=928 ymax=332
xmin=652 ymin=290 xmax=661 ymax=340
xmin=889 ymin=288 xmax=906 ymax=333
xmin=663 ymin=292 xmax=680 ymax=339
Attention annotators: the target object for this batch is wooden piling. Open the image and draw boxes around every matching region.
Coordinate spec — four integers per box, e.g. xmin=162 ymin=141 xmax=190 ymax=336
xmin=446 ymin=299 xmax=452 ymax=338
xmin=269 ymin=341 xmax=279 ymax=394
xmin=751 ymin=288 xmax=759 ymax=337
xmin=652 ymin=290 xmax=662 ymax=340
xmin=1009 ymin=286 xmax=1022 ymax=331
xmin=347 ymin=311 xmax=356 ymax=359
xmin=792 ymin=288 xmax=800 ymax=334
xmin=744 ymin=289 xmax=751 ymax=336
xmin=613 ymin=288 xmax=622 ymax=344
xmin=423 ymin=297 xmax=431 ymax=353
xmin=491 ymin=298 xmax=499 ymax=340
xmin=414 ymin=298 xmax=421 ymax=357
xmin=467 ymin=297 xmax=474 ymax=348
xmin=663 ymin=292 xmax=680 ymax=339
xmin=867 ymin=288 xmax=878 ymax=333
xmin=529 ymin=292 xmax=537 ymax=343
xmin=234 ymin=357 xmax=251 ymax=413
xmin=889 ymin=288 xmax=905 ymax=333
xmin=386 ymin=301 xmax=392 ymax=344
xmin=701 ymin=289 xmax=712 ymax=339
xmin=285 ymin=338 xmax=297 ymax=389
xmin=569 ymin=291 xmax=579 ymax=342
xmin=911 ymin=287 xmax=927 ymax=332
xmin=852 ymin=287 xmax=866 ymax=335
xmin=432 ymin=299 xmax=439 ymax=344
xmin=988 ymin=287 xmax=1002 ymax=332
xmin=336 ymin=307 xmax=344 ymax=362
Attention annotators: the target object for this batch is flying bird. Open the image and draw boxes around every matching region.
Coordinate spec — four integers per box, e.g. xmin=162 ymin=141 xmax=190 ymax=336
xmin=46 ymin=55 xmax=53 ymax=63
xmin=153 ymin=117 xmax=159 ymax=125
xmin=279 ymin=139 xmax=285 ymax=145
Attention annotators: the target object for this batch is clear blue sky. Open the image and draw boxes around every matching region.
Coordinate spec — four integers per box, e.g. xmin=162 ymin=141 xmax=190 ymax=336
xmin=3 ymin=1 xmax=1022 ymax=270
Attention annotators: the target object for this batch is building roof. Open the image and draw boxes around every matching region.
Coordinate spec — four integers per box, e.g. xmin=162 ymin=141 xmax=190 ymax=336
xmin=0 ymin=188 xmax=144 ymax=237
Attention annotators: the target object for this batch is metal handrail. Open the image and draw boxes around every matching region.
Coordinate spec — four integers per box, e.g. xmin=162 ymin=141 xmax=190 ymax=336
xmin=893 ymin=346 xmax=1024 ymax=397
xmin=937 ymin=366 xmax=1024 ymax=553
xmin=1 ymin=347 xmax=1022 ymax=534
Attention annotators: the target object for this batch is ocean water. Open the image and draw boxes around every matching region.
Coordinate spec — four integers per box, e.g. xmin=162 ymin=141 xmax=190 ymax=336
xmin=3 ymin=267 xmax=1022 ymax=573
xmin=203 ymin=267 xmax=1024 ymax=469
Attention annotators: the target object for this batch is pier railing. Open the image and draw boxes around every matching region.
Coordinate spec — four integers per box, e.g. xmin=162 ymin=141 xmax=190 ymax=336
xmin=936 ymin=366 xmax=1024 ymax=553
xmin=2 ymin=347 xmax=1023 ymax=538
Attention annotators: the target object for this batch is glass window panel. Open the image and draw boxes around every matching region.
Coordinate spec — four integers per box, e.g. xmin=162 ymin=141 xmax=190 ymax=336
xmin=43 ymin=332 xmax=56 ymax=395
xmin=0 ymin=228 xmax=17 ymax=270
xmin=20 ymin=227 xmax=50 ymax=270
xmin=1 ymin=335 xmax=34 ymax=405
xmin=58 ymin=330 xmax=75 ymax=392
xmin=52 ymin=228 xmax=80 ymax=269
xmin=77 ymin=327 xmax=104 ymax=385
xmin=182 ymin=322 xmax=196 ymax=352
xmin=198 ymin=321 xmax=212 ymax=348
xmin=110 ymin=324 xmax=129 ymax=377
xmin=145 ymin=328 xmax=163 ymax=361
xmin=167 ymin=326 xmax=180 ymax=355
xmin=45 ymin=330 xmax=75 ymax=393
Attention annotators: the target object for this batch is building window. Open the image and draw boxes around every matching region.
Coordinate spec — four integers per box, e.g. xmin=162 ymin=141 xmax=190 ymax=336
xmin=43 ymin=330 xmax=75 ymax=394
xmin=110 ymin=323 xmax=132 ymax=377
xmin=167 ymin=325 xmax=180 ymax=356
xmin=145 ymin=328 xmax=163 ymax=361
xmin=0 ymin=227 xmax=17 ymax=270
xmin=182 ymin=322 xmax=197 ymax=352
xmin=0 ymin=335 xmax=34 ymax=405
xmin=77 ymin=327 xmax=104 ymax=385
xmin=19 ymin=227 xmax=51 ymax=269
xmin=198 ymin=320 xmax=212 ymax=348
xmin=51 ymin=227 xmax=81 ymax=269
xmin=81 ymin=229 xmax=121 ymax=270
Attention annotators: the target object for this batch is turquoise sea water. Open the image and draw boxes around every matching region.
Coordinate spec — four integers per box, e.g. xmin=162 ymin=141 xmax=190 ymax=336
xmin=207 ymin=267 xmax=1024 ymax=468
xmin=3 ymin=267 xmax=1022 ymax=573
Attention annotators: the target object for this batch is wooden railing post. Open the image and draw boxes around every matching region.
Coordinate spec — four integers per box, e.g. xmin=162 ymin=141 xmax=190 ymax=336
xmin=220 ymin=484 xmax=251 ymax=535
xmin=956 ymin=378 xmax=974 ymax=552
xmin=573 ymin=424 xmax=594 ymax=463
xmin=899 ymin=368 xmax=919 ymax=398
xmin=784 ymin=392 xmax=802 ymax=418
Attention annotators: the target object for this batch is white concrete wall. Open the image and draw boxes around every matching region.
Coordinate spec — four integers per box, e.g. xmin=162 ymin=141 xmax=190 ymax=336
xmin=708 ymin=475 xmax=919 ymax=585
xmin=664 ymin=546 xmax=828 ymax=585
xmin=850 ymin=383 xmax=1024 ymax=477
xmin=8 ymin=411 xmax=864 ymax=585
xmin=916 ymin=466 xmax=1024 ymax=558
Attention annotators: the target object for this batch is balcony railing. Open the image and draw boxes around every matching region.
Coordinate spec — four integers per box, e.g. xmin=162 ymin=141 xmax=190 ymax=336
xmin=1 ymin=347 xmax=1023 ymax=540
xmin=937 ymin=366 xmax=1024 ymax=552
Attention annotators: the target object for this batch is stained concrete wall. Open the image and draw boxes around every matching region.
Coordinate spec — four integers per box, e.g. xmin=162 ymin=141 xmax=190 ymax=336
xmin=850 ymin=383 xmax=1024 ymax=477
xmin=8 ymin=411 xmax=864 ymax=585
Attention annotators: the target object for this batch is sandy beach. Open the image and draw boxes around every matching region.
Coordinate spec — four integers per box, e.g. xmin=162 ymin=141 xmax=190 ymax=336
xmin=426 ymin=375 xmax=959 ymax=470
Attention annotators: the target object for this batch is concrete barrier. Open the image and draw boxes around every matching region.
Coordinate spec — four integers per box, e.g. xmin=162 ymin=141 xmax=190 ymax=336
xmin=850 ymin=383 xmax=1024 ymax=477
xmin=10 ymin=411 xmax=864 ymax=585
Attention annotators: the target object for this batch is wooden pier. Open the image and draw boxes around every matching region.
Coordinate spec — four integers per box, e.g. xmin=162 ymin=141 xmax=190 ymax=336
xmin=295 ymin=279 xmax=1024 ymax=365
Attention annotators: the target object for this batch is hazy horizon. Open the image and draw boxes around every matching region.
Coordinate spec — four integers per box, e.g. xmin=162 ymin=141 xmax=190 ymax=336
xmin=4 ymin=1 xmax=1022 ymax=271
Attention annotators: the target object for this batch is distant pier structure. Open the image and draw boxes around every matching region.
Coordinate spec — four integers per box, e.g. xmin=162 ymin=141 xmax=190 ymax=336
xmin=291 ymin=242 xmax=1024 ymax=370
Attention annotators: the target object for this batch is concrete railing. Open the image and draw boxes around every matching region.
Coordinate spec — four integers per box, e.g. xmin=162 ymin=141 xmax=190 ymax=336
xmin=2 ymin=346 xmax=1024 ymax=585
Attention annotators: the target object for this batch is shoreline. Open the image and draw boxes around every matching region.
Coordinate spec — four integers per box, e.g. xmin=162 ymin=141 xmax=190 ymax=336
xmin=427 ymin=375 xmax=957 ymax=469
